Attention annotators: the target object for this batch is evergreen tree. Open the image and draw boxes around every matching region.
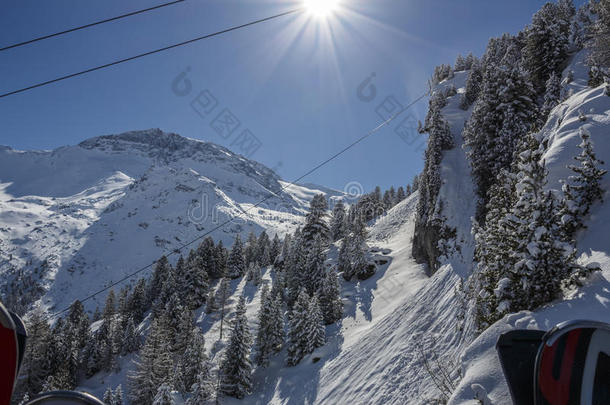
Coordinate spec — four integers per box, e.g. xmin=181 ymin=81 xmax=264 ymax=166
xmin=523 ymin=2 xmax=571 ymax=94
xmin=270 ymin=234 xmax=282 ymax=267
xmin=149 ymin=256 xmax=171 ymax=304
xmin=103 ymin=290 xmax=117 ymax=321
xmin=177 ymin=327 xmax=210 ymax=393
xmin=215 ymin=278 xmax=231 ymax=339
xmin=464 ymin=40 xmax=537 ymax=217
xmin=396 ymin=186 xmax=406 ymax=202
xmin=285 ymin=231 xmax=307 ymax=305
xmin=338 ymin=235 xmax=353 ymax=281
xmin=122 ymin=317 xmax=141 ymax=354
xmin=128 ymin=278 xmax=148 ymax=324
xmin=66 ymin=300 xmax=90 ymax=349
xmin=303 ymin=235 xmax=326 ymax=295
xmin=454 ymin=54 xmax=468 ymax=71
xmin=257 ymin=231 xmax=271 ymax=266
xmin=114 ymin=385 xmax=124 ymax=405
xmin=185 ymin=369 xmax=214 ymax=404
xmin=589 ymin=0 xmax=610 ymax=67
xmin=560 ymin=127 xmax=607 ymax=236
xmin=351 ymin=217 xmax=370 ymax=280
xmin=104 ymin=387 xmax=114 ymax=404
xmin=198 ymin=237 xmax=221 ymax=279
xmin=330 ymin=200 xmax=347 ymax=241
xmin=307 ymin=295 xmax=326 ymax=352
xmin=287 ymin=291 xmax=325 ymax=366
xmin=302 ymin=194 xmax=330 ymax=244
xmin=128 ymin=317 xmax=174 ymax=404
xmin=287 ymin=290 xmax=311 ymax=366
xmin=320 ymin=270 xmax=343 ymax=324
xmin=474 ymin=170 xmax=518 ymax=330
xmin=220 ymin=296 xmax=252 ymax=399
xmin=152 ymin=383 xmax=175 ymax=405
xmin=18 ymin=308 xmax=52 ymax=397
xmin=255 ymin=284 xmax=274 ymax=367
xmin=227 ymin=235 xmax=246 ymax=279
xmin=244 ymin=232 xmax=258 ymax=267
xmin=588 ymin=66 xmax=606 ymax=87
xmin=541 ymin=72 xmax=562 ymax=121
xmin=461 ymin=58 xmax=483 ymax=109
xmin=254 ymin=284 xmax=284 ymax=367
xmin=183 ymin=249 xmax=210 ymax=309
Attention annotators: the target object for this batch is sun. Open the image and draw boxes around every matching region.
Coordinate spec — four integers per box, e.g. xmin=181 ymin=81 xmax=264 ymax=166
xmin=304 ymin=0 xmax=340 ymax=17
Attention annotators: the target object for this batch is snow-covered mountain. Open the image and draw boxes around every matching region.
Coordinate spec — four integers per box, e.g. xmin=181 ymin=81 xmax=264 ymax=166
xmin=0 ymin=129 xmax=330 ymax=313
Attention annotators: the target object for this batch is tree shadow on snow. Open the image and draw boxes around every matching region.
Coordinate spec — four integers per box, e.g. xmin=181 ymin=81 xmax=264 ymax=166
xmin=243 ymin=321 xmax=346 ymax=405
xmin=342 ymin=255 xmax=393 ymax=322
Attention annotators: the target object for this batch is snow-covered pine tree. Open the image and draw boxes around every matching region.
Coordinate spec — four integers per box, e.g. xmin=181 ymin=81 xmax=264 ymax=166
xmin=269 ymin=295 xmax=285 ymax=353
xmin=198 ymin=237 xmax=222 ymax=279
xmin=128 ymin=317 xmax=174 ymax=404
xmin=255 ymin=284 xmax=274 ymax=367
xmin=588 ymin=66 xmax=606 ymax=87
xmin=338 ymin=234 xmax=353 ymax=281
xmin=560 ymin=127 xmax=608 ymax=237
xmin=307 ymin=295 xmax=325 ymax=352
xmin=319 ymin=269 xmax=343 ymax=324
xmin=287 ymin=290 xmax=325 ymax=366
xmin=66 ymin=300 xmax=90 ymax=350
xmin=227 ymin=234 xmax=246 ymax=279
xmin=220 ymin=295 xmax=252 ymax=399
xmin=149 ymin=256 xmax=172 ymax=305
xmin=285 ymin=231 xmax=306 ymax=305
xmin=500 ymin=136 xmax=585 ymax=314
xmin=128 ymin=278 xmax=148 ymax=324
xmin=244 ymin=232 xmax=258 ymax=267
xmin=351 ymin=217 xmax=370 ymax=280
xmin=102 ymin=290 xmax=116 ymax=321
xmin=454 ymin=54 xmax=468 ymax=71
xmin=114 ymin=385 xmax=124 ymax=405
xmin=383 ymin=190 xmax=393 ymax=210
xmin=185 ymin=369 xmax=214 ymax=404
xmin=287 ymin=290 xmax=311 ymax=366
xmin=396 ymin=186 xmax=406 ymax=202
xmin=152 ymin=383 xmax=175 ymax=405
xmin=302 ymin=194 xmax=330 ymax=245
xmin=177 ymin=327 xmax=210 ymax=394
xmin=589 ymin=0 xmax=610 ymax=67
xmin=473 ymin=169 xmax=518 ymax=330
xmin=17 ymin=307 xmax=52 ymax=396
xmin=270 ymin=234 xmax=282 ymax=267
xmin=523 ymin=2 xmax=571 ymax=94
xmin=303 ymin=235 xmax=326 ymax=295
xmin=103 ymin=387 xmax=114 ymax=404
xmin=464 ymin=39 xmax=537 ymax=218
xmin=461 ymin=57 xmax=483 ymax=109
xmin=257 ymin=231 xmax=271 ymax=266
xmin=122 ymin=317 xmax=140 ymax=354
xmin=330 ymin=200 xmax=347 ymax=241
xmin=183 ymin=249 xmax=209 ymax=310
xmin=541 ymin=71 xmax=562 ymax=121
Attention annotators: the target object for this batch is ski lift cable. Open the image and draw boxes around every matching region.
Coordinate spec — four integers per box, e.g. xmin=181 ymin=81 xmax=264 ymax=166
xmin=0 ymin=0 xmax=187 ymax=52
xmin=0 ymin=7 xmax=303 ymax=99
xmin=47 ymin=90 xmax=429 ymax=320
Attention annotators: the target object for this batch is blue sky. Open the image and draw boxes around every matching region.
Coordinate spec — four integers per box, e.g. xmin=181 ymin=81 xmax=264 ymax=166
xmin=0 ymin=0 xmax=585 ymax=192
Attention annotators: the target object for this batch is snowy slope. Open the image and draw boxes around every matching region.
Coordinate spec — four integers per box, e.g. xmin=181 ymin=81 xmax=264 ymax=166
xmin=449 ymin=50 xmax=610 ymax=404
xmin=231 ymin=72 xmax=481 ymax=404
xmin=0 ymin=129 xmax=325 ymax=313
